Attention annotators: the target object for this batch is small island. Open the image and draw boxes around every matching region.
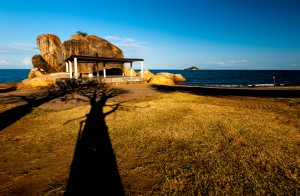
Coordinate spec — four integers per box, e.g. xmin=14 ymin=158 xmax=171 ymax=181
xmin=184 ymin=66 xmax=200 ymax=70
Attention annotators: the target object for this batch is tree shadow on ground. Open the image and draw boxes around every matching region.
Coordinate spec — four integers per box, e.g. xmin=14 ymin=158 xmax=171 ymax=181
xmin=150 ymin=85 xmax=300 ymax=98
xmin=0 ymin=88 xmax=66 ymax=131
xmin=64 ymin=84 xmax=127 ymax=195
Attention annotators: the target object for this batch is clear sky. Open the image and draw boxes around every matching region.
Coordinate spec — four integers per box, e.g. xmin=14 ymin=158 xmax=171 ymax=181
xmin=0 ymin=0 xmax=299 ymax=70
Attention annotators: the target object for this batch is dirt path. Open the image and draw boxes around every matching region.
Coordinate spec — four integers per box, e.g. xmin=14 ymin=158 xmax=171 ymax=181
xmin=0 ymin=83 xmax=161 ymax=110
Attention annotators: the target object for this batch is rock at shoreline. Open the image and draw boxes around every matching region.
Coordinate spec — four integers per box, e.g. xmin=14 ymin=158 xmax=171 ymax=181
xmin=173 ymin=74 xmax=187 ymax=82
xmin=124 ymin=67 xmax=137 ymax=76
xmin=138 ymin=69 xmax=155 ymax=82
xmin=28 ymin=68 xmax=46 ymax=79
xmin=156 ymin=72 xmax=186 ymax=83
xmin=149 ymin=75 xmax=175 ymax=85
xmin=37 ymin=34 xmax=64 ymax=71
xmin=22 ymin=73 xmax=70 ymax=88
xmin=32 ymin=55 xmax=58 ymax=73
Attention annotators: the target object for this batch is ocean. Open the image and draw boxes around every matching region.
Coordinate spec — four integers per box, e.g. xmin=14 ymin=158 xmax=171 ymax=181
xmin=151 ymin=70 xmax=300 ymax=87
xmin=0 ymin=69 xmax=300 ymax=87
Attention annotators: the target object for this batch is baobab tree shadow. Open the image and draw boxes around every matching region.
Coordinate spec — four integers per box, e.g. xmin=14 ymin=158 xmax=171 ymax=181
xmin=64 ymin=84 xmax=126 ymax=195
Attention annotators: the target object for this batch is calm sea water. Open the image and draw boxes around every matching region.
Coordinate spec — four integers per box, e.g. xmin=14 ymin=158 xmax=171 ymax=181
xmin=0 ymin=69 xmax=300 ymax=87
xmin=151 ymin=70 xmax=300 ymax=87
xmin=0 ymin=69 xmax=30 ymax=84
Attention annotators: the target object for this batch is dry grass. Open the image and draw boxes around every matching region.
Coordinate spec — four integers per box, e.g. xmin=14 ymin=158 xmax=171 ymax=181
xmin=107 ymin=92 xmax=300 ymax=195
xmin=0 ymin=90 xmax=299 ymax=195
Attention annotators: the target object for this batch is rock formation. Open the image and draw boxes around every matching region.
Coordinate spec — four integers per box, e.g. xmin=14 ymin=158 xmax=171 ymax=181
xmin=32 ymin=33 xmax=124 ymax=74
xmin=22 ymin=68 xmax=69 ymax=88
xmin=138 ymin=69 xmax=155 ymax=82
xmin=62 ymin=34 xmax=124 ymax=73
xmin=149 ymin=75 xmax=175 ymax=85
xmin=123 ymin=67 xmax=137 ymax=77
xmin=36 ymin=34 xmax=64 ymax=72
xmin=156 ymin=72 xmax=186 ymax=82
xmin=28 ymin=68 xmax=46 ymax=79
xmin=24 ymin=33 xmax=186 ymax=88
xmin=32 ymin=55 xmax=58 ymax=73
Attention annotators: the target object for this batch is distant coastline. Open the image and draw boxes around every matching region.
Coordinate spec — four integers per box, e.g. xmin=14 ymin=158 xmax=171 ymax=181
xmin=184 ymin=66 xmax=200 ymax=70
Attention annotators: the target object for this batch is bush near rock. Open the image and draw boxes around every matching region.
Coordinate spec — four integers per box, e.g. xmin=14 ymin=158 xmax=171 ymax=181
xmin=138 ymin=69 xmax=155 ymax=82
xmin=149 ymin=75 xmax=175 ymax=85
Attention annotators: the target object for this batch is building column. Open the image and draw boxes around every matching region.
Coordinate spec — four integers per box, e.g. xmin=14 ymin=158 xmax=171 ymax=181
xmin=141 ymin=61 xmax=144 ymax=78
xmin=103 ymin=62 xmax=106 ymax=78
xmin=130 ymin=62 xmax=133 ymax=77
xmin=68 ymin=61 xmax=72 ymax=78
xmin=74 ymin=57 xmax=78 ymax=79
xmin=66 ymin=62 xmax=69 ymax=73
xmin=122 ymin=63 xmax=125 ymax=76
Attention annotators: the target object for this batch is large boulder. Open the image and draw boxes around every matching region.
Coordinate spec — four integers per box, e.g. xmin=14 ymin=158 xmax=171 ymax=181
xmin=156 ymin=72 xmax=174 ymax=80
xmin=62 ymin=34 xmax=124 ymax=73
xmin=36 ymin=34 xmax=64 ymax=71
xmin=28 ymin=68 xmax=46 ymax=79
xmin=137 ymin=69 xmax=154 ymax=82
xmin=62 ymin=38 xmax=95 ymax=73
xmin=124 ymin=67 xmax=137 ymax=76
xmin=22 ymin=73 xmax=70 ymax=88
xmin=149 ymin=75 xmax=174 ymax=85
xmin=156 ymin=72 xmax=186 ymax=83
xmin=173 ymin=74 xmax=187 ymax=82
xmin=86 ymin=35 xmax=124 ymax=58
xmin=32 ymin=54 xmax=61 ymax=73
xmin=33 ymin=33 xmax=124 ymax=75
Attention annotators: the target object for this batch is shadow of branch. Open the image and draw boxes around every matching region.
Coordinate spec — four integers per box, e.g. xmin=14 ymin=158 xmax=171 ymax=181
xmin=0 ymin=88 xmax=66 ymax=131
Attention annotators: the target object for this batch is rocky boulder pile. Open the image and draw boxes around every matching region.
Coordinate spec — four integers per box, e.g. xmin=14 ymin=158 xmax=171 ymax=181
xmin=22 ymin=33 xmax=124 ymax=88
xmin=22 ymin=68 xmax=69 ymax=88
xmin=20 ymin=32 xmax=186 ymax=88
xmin=149 ymin=72 xmax=186 ymax=85
xmin=127 ymin=68 xmax=187 ymax=85
xmin=33 ymin=33 xmax=124 ymax=74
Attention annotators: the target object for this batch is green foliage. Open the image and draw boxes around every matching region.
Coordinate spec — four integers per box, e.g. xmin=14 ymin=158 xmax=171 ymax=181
xmin=76 ymin=31 xmax=88 ymax=36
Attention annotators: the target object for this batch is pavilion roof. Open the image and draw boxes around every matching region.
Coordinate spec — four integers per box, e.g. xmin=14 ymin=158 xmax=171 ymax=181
xmin=66 ymin=55 xmax=144 ymax=63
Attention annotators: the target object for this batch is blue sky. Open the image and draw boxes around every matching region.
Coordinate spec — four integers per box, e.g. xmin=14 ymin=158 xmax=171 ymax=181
xmin=0 ymin=0 xmax=299 ymax=70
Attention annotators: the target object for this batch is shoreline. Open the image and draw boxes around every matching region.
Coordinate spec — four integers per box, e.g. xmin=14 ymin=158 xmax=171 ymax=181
xmin=1 ymin=81 xmax=300 ymax=96
xmin=1 ymin=81 xmax=300 ymax=89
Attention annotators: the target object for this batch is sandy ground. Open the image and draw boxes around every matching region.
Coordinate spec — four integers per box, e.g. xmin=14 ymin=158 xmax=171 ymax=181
xmin=0 ymin=83 xmax=161 ymax=110
xmin=1 ymin=82 xmax=300 ymax=107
